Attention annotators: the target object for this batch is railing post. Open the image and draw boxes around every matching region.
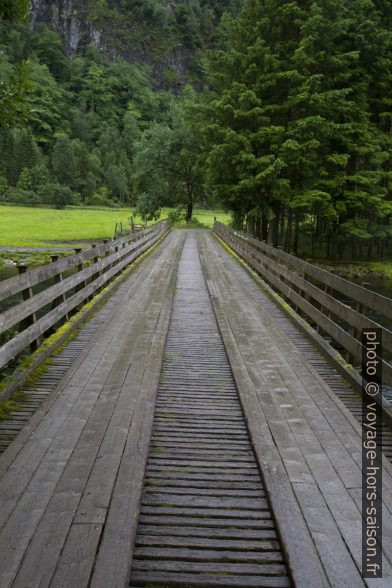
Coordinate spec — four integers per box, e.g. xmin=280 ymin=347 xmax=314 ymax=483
xmin=88 ymin=244 xmax=100 ymax=301
xmin=17 ymin=264 xmax=38 ymax=352
xmin=72 ymin=247 xmax=88 ymax=310
xmin=114 ymin=244 xmax=119 ymax=270
xmin=73 ymin=248 xmax=85 ymax=293
xmin=347 ymin=281 xmax=370 ymax=364
xmin=50 ymin=254 xmax=69 ymax=322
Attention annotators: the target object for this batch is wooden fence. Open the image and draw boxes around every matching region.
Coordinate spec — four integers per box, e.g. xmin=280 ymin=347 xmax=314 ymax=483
xmin=214 ymin=221 xmax=392 ymax=387
xmin=0 ymin=220 xmax=170 ymax=374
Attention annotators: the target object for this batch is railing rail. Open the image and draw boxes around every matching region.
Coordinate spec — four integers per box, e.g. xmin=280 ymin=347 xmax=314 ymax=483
xmin=214 ymin=221 xmax=392 ymax=386
xmin=0 ymin=221 xmax=170 ymax=372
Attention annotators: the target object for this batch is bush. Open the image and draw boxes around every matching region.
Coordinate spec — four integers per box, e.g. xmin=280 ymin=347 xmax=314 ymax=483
xmin=6 ymin=187 xmax=41 ymax=205
xmin=86 ymin=191 xmax=119 ymax=208
xmin=0 ymin=175 xmax=9 ymax=201
xmin=167 ymin=207 xmax=185 ymax=224
xmin=39 ymin=183 xmax=73 ymax=209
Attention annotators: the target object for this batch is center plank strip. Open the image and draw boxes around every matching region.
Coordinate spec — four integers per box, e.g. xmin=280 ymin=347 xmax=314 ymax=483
xmin=129 ymin=232 xmax=291 ymax=588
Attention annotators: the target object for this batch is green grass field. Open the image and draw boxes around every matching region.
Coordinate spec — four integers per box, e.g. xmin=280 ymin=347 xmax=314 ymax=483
xmin=0 ymin=205 xmax=230 ymax=248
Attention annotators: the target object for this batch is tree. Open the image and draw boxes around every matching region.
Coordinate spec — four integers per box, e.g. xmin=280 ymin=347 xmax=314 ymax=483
xmin=134 ymin=105 xmax=204 ymax=221
xmin=26 ymin=62 xmax=69 ymax=145
xmin=0 ymin=0 xmax=30 ymax=127
xmin=31 ymin=26 xmax=69 ymax=82
xmin=106 ymin=164 xmax=129 ymax=203
xmin=200 ymin=0 xmax=392 ymax=256
xmin=51 ymin=134 xmax=76 ymax=188
xmin=0 ymin=0 xmax=29 ymax=23
xmin=16 ymin=166 xmax=33 ymax=191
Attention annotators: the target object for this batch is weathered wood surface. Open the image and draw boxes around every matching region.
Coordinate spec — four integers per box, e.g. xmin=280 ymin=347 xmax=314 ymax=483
xmin=129 ymin=233 xmax=292 ymax=587
xmin=2 ymin=228 xmax=392 ymax=587
xmin=214 ymin=221 xmax=392 ymax=386
xmin=0 ymin=221 xmax=169 ymax=371
xmin=199 ymin=230 xmax=392 ymax=588
xmin=0 ymin=230 xmax=184 ymax=588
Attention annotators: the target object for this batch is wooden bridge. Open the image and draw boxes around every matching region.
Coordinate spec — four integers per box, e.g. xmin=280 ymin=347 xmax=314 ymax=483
xmin=0 ymin=222 xmax=391 ymax=587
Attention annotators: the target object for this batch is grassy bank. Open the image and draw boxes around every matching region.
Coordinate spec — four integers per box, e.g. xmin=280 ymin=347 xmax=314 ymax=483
xmin=0 ymin=205 xmax=230 ymax=248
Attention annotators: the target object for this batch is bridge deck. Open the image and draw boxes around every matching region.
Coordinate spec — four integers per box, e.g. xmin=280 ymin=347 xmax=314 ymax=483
xmin=0 ymin=230 xmax=391 ymax=587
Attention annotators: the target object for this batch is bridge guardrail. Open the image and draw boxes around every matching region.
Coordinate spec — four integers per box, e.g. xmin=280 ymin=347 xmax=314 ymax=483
xmin=0 ymin=220 xmax=170 ymax=375
xmin=214 ymin=221 xmax=392 ymax=388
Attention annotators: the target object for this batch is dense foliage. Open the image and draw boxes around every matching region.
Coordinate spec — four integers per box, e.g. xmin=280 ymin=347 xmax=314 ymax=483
xmin=0 ymin=21 xmax=174 ymax=208
xmin=1 ymin=0 xmax=392 ymax=259
xmin=0 ymin=1 xmax=234 ymax=211
xmin=199 ymin=0 xmax=392 ymax=258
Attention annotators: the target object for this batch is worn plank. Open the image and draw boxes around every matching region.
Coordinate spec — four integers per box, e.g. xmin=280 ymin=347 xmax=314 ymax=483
xmin=130 ymin=571 xmax=291 ymax=587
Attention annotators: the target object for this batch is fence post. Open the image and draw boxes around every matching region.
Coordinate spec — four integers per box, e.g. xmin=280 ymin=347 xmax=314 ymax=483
xmin=88 ymin=244 xmax=100 ymax=301
xmin=347 ymin=281 xmax=370 ymax=364
xmin=17 ymin=264 xmax=38 ymax=352
xmin=50 ymin=254 xmax=69 ymax=322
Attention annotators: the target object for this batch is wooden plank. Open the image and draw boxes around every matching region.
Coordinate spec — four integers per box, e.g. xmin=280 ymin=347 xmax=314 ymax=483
xmin=73 ymin=241 xmax=182 ymax=526
xmin=89 ymin=233 xmax=185 ymax=588
xmin=133 ymin=546 xmax=283 ymax=561
xmin=130 ymin=571 xmax=291 ymax=587
xmin=48 ymin=524 xmax=102 ymax=588
xmin=199 ymin=233 xmax=331 ymax=588
xmin=205 ymin=234 xmax=366 ymax=568
xmin=293 ymin=482 xmax=365 ymax=587
xmin=0 ymin=230 xmax=176 ymax=587
xmin=141 ymin=494 xmax=267 ymax=509
xmin=0 ymin=382 xmax=101 ymax=587
xmin=132 ymin=560 xmax=287 ymax=574
xmin=136 ymin=535 xmax=276 ymax=550
xmin=144 ymin=480 xmax=265 ymax=498
xmin=140 ymin=506 xmax=273 ymax=518
xmin=137 ymin=525 xmax=275 ymax=537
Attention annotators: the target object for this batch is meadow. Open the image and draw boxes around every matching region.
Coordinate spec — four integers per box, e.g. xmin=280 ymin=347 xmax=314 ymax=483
xmin=0 ymin=205 xmax=230 ymax=248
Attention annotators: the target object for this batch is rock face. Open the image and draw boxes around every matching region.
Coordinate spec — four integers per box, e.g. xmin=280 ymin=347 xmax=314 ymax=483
xmin=28 ymin=0 xmax=192 ymax=87
xmin=29 ymin=0 xmax=98 ymax=54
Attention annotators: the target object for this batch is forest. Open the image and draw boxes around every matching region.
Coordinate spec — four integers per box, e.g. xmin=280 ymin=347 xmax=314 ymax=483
xmin=1 ymin=0 xmax=392 ymax=260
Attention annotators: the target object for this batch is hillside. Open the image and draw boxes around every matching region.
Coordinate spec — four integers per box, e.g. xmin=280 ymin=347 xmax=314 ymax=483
xmin=29 ymin=0 xmax=238 ymax=87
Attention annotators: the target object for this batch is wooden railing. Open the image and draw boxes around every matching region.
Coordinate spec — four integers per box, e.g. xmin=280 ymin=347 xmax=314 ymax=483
xmin=214 ymin=221 xmax=392 ymax=387
xmin=0 ymin=220 xmax=170 ymax=373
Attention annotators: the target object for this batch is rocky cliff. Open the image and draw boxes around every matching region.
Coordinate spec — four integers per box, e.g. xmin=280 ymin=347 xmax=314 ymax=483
xmin=28 ymin=0 xmax=230 ymax=87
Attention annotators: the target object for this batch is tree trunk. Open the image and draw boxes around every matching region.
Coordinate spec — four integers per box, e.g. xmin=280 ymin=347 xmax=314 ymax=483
xmin=293 ymin=212 xmax=300 ymax=255
xmin=268 ymin=206 xmax=280 ymax=247
xmin=247 ymin=214 xmax=255 ymax=236
xmin=350 ymin=235 xmax=356 ymax=260
xmin=367 ymin=237 xmax=373 ymax=260
xmin=185 ymin=189 xmax=193 ymax=222
xmin=232 ymin=210 xmax=244 ymax=230
xmin=255 ymin=215 xmax=261 ymax=240
xmin=261 ymin=213 xmax=269 ymax=241
xmin=279 ymin=208 xmax=285 ymax=245
xmin=285 ymin=209 xmax=293 ymax=252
